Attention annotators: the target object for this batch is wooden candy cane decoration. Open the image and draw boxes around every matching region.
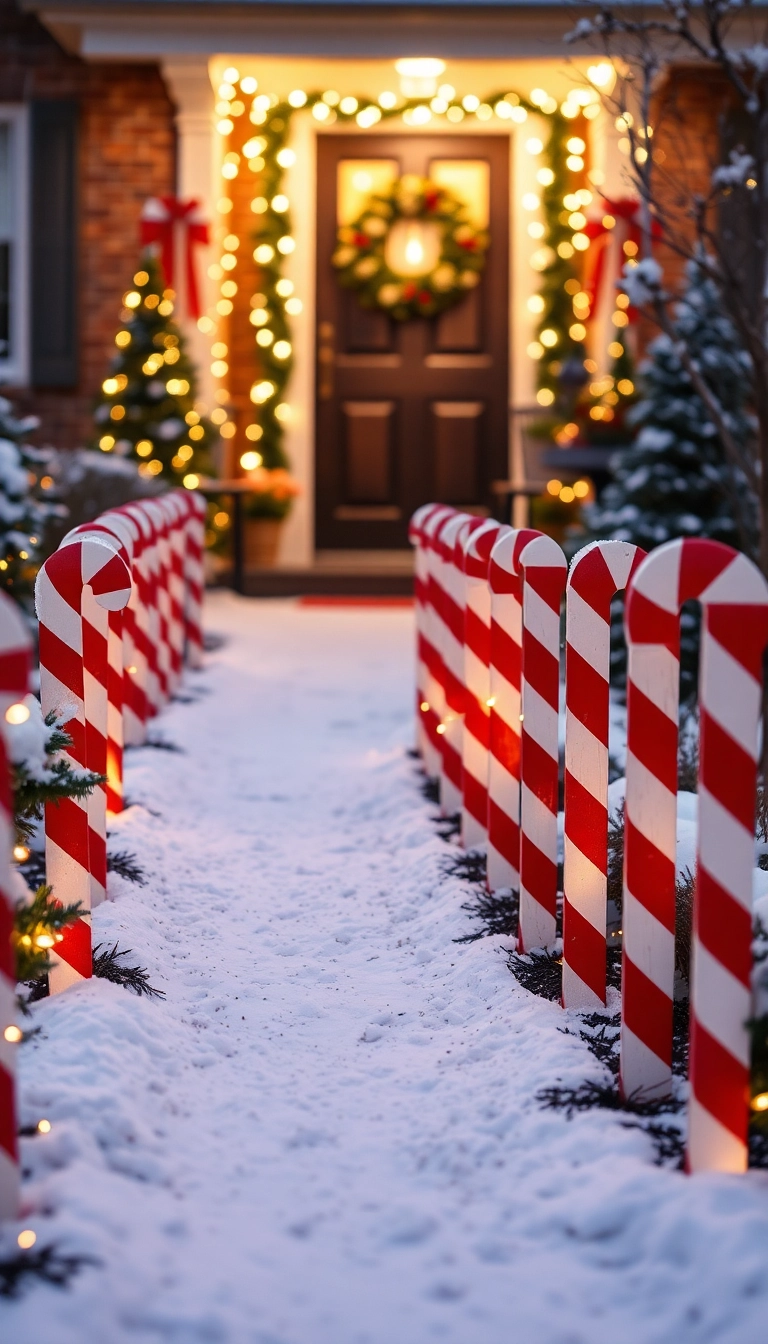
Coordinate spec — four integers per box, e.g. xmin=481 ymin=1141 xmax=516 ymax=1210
xmin=562 ymin=541 xmax=646 ymax=1009
xmin=35 ymin=538 xmax=132 ymax=993
xmin=623 ymin=539 xmax=768 ymax=1173
xmin=438 ymin=513 xmax=484 ymax=820
xmin=61 ymin=516 xmax=136 ymax=818
xmin=184 ymin=490 xmax=207 ymax=669
xmin=518 ymin=534 xmax=567 ymax=952
xmin=461 ymin=520 xmax=506 ymax=849
xmin=409 ymin=503 xmax=442 ymax=769
xmin=0 ymin=593 xmax=31 ymax=1220
xmin=422 ymin=507 xmax=455 ymax=803
xmin=119 ymin=502 xmax=161 ymax=723
xmin=487 ymin=528 xmax=541 ymax=893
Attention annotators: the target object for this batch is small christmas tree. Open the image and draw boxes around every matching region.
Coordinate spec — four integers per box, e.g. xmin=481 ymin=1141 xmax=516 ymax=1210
xmin=587 ymin=259 xmax=756 ymax=698
xmin=0 ymin=396 xmax=57 ymax=610
xmin=92 ymin=254 xmax=218 ymax=486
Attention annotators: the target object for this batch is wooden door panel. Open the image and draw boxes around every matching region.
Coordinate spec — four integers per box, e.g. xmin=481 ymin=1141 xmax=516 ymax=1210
xmin=343 ymin=400 xmax=396 ymax=503
xmin=316 ymin=133 xmax=509 ymax=549
xmin=432 ymin=401 xmax=483 ymax=503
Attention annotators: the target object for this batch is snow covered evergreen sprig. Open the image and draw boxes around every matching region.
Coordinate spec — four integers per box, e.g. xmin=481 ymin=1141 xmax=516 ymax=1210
xmin=0 ymin=395 xmax=59 ymax=610
xmin=7 ymin=695 xmax=105 ymax=848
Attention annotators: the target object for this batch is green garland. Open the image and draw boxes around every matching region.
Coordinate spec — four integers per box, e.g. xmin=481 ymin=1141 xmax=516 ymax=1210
xmin=217 ymin=87 xmax=588 ymax=471
xmin=332 ymin=176 xmax=487 ymax=321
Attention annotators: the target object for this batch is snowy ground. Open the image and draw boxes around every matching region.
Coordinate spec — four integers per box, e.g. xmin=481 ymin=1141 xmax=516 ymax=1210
xmin=4 ymin=592 xmax=768 ymax=1343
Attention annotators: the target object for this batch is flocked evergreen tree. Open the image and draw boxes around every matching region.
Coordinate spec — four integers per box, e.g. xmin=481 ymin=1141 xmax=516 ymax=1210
xmin=0 ymin=396 xmax=58 ymax=611
xmin=587 ymin=258 xmax=757 ymax=698
xmin=92 ymin=254 xmax=218 ymax=486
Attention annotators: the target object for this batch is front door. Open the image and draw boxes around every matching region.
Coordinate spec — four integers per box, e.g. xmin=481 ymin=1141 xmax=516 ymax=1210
xmin=315 ymin=134 xmax=509 ymax=549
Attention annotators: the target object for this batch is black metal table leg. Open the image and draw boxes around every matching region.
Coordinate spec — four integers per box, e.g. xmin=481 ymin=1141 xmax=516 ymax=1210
xmin=232 ymin=490 xmax=245 ymax=594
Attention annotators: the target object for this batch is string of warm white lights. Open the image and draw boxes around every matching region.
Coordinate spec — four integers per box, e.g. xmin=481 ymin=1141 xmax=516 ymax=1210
xmin=207 ymin=61 xmax=628 ymax=473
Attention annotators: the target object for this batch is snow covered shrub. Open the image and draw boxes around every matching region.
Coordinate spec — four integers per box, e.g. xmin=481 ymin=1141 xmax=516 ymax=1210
xmin=0 ymin=395 xmax=59 ymax=611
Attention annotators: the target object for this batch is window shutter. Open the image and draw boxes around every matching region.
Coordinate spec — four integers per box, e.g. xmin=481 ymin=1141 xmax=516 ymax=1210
xmin=30 ymin=99 xmax=78 ymax=387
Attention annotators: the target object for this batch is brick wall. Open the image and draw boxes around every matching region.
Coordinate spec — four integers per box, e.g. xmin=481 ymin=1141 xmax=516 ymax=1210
xmin=0 ymin=0 xmax=176 ymax=448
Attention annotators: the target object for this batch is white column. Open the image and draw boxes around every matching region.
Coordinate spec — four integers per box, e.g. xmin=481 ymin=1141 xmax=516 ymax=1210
xmin=162 ymin=57 xmax=218 ymax=410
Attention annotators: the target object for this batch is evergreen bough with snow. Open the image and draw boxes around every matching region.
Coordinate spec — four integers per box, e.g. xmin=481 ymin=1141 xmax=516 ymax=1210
xmin=0 ymin=396 xmax=58 ymax=610
xmin=587 ymin=260 xmax=756 ymax=698
xmin=93 ymin=253 xmax=218 ymax=486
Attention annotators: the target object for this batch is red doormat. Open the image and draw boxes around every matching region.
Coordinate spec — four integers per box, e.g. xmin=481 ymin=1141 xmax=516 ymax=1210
xmin=298 ymin=596 xmax=414 ymax=607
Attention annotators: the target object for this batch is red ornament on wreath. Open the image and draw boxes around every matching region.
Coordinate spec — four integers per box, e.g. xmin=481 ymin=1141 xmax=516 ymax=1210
xmin=332 ymin=175 xmax=488 ymax=321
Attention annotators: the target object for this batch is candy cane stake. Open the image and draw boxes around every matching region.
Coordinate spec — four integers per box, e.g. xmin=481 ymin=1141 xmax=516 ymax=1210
xmin=438 ymin=513 xmax=485 ymax=820
xmin=487 ymin=528 xmax=541 ymax=893
xmin=119 ymin=502 xmax=161 ymax=724
xmin=184 ymin=490 xmax=207 ymax=669
xmin=36 ymin=538 xmax=132 ymax=993
xmin=421 ymin=507 xmax=455 ymax=788
xmin=61 ymin=516 xmax=137 ymax=818
xmin=423 ymin=508 xmax=458 ymax=808
xmin=409 ymin=504 xmax=443 ymax=769
xmin=623 ymin=539 xmax=768 ymax=1173
xmin=518 ymin=534 xmax=567 ymax=953
xmin=461 ymin=520 xmax=506 ymax=850
xmin=562 ymin=541 xmax=646 ymax=1009
xmin=0 ymin=594 xmax=31 ymax=1220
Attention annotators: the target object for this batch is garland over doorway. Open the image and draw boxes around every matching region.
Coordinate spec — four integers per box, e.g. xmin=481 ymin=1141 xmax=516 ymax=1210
xmin=210 ymin=72 xmax=628 ymax=474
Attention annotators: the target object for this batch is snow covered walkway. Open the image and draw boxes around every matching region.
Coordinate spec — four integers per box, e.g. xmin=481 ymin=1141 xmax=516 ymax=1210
xmin=6 ymin=593 xmax=768 ymax=1343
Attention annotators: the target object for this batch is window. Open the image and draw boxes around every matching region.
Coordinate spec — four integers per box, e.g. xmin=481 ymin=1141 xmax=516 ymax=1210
xmin=0 ymin=107 xmax=29 ymax=384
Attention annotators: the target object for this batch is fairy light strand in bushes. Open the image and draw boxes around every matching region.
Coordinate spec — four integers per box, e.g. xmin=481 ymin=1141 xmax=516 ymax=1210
xmin=211 ymin=68 xmax=605 ymax=468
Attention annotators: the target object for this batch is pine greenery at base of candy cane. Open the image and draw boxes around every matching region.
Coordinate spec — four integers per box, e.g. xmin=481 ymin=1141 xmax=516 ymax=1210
xmin=518 ymin=534 xmax=567 ymax=953
xmin=460 ymin=520 xmax=506 ymax=851
xmin=35 ymin=538 xmax=132 ymax=994
xmin=487 ymin=528 xmax=541 ymax=893
xmin=562 ymin=540 xmax=646 ymax=1010
xmin=0 ymin=593 xmax=31 ymax=1220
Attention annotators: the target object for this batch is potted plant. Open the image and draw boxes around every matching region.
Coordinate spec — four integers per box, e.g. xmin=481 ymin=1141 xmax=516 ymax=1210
xmin=243 ymin=466 xmax=301 ymax=567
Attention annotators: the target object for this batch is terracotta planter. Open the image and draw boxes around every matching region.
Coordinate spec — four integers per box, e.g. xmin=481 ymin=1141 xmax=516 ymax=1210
xmin=244 ymin=517 xmax=283 ymax=568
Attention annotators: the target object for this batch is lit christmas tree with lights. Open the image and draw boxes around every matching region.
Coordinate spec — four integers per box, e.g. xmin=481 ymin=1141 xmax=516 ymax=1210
xmin=92 ymin=255 xmax=218 ymax=486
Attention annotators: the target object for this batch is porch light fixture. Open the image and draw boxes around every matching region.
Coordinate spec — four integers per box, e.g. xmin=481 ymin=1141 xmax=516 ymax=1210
xmin=395 ymin=57 xmax=446 ymax=99
xmin=384 ymin=219 xmax=441 ymax=277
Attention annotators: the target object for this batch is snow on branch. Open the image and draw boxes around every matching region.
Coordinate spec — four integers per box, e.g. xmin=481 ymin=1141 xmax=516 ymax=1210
xmin=712 ymin=150 xmax=757 ymax=190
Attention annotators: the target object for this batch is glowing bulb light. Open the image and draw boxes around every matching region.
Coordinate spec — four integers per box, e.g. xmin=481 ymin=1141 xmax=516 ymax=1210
xmin=5 ymin=701 xmax=30 ymax=724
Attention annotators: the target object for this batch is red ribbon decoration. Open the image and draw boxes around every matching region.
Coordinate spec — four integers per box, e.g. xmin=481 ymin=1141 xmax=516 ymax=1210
xmin=139 ymin=197 xmax=209 ymax=320
xmin=582 ymin=197 xmax=661 ymax=322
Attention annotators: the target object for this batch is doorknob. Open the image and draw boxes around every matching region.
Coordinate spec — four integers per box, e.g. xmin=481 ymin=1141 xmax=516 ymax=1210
xmin=318 ymin=320 xmax=335 ymax=401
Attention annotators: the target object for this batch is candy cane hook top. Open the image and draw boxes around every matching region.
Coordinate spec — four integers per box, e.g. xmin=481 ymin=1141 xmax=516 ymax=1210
xmin=562 ymin=540 xmax=646 ymax=1010
xmin=35 ymin=538 xmax=132 ymax=994
xmin=623 ymin=538 xmax=768 ymax=1172
xmin=487 ymin=527 xmax=542 ymax=894
xmin=0 ymin=593 xmax=31 ymax=1220
xmin=517 ymin=533 xmax=567 ymax=953
xmin=460 ymin=519 xmax=507 ymax=850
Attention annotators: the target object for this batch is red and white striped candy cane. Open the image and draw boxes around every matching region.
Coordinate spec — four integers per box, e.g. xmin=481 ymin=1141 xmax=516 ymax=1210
xmin=160 ymin=494 xmax=187 ymax=693
xmin=487 ymin=528 xmax=541 ymax=893
xmin=562 ymin=540 xmax=646 ymax=1009
xmin=183 ymin=490 xmax=207 ymax=669
xmin=35 ymin=538 xmax=132 ymax=993
xmin=118 ymin=502 xmax=161 ymax=723
xmin=518 ymin=534 xmax=567 ymax=952
xmin=623 ymin=539 xmax=768 ymax=1174
xmin=0 ymin=593 xmax=31 ymax=1219
xmin=422 ymin=507 xmax=456 ymax=806
xmin=142 ymin=499 xmax=172 ymax=707
xmin=409 ymin=503 xmax=442 ymax=768
xmin=438 ymin=513 xmax=485 ymax=820
xmin=461 ymin=520 xmax=506 ymax=850
xmin=61 ymin=516 xmax=137 ymax=818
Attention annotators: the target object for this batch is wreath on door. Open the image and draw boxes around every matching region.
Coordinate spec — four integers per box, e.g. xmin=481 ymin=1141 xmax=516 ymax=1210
xmin=332 ymin=175 xmax=488 ymax=321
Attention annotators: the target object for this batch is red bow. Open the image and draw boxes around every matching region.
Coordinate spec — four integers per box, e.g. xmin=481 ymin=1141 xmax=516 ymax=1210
xmin=582 ymin=197 xmax=661 ymax=320
xmin=139 ymin=197 xmax=209 ymax=320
